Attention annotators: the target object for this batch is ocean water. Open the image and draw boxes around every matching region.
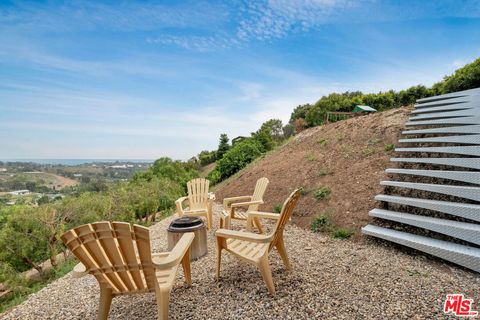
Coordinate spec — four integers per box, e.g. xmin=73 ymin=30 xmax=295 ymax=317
xmin=1 ymin=159 xmax=154 ymax=166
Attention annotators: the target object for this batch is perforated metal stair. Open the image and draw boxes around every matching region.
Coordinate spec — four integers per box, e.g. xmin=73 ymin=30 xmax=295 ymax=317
xmin=362 ymin=87 xmax=480 ymax=273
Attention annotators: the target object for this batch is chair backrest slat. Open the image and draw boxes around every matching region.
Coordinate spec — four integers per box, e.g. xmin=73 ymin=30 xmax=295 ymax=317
xmin=92 ymin=222 xmax=137 ymax=292
xmin=187 ymin=178 xmax=209 ymax=210
xmin=269 ymin=189 xmax=301 ymax=251
xmin=249 ymin=177 xmax=269 ymax=211
xmin=133 ymin=225 xmax=157 ymax=291
xmin=111 ymin=222 xmax=147 ymax=291
xmin=61 ymin=221 xmax=156 ymax=294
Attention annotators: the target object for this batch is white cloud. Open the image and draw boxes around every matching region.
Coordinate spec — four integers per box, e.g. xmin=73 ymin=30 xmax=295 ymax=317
xmin=235 ymin=0 xmax=357 ymax=42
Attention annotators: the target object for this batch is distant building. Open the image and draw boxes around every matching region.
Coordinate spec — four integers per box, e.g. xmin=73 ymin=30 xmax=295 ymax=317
xmin=0 ymin=168 xmax=7 ymax=172
xmin=47 ymin=193 xmax=64 ymax=200
xmin=110 ymin=164 xmax=127 ymax=169
xmin=9 ymin=189 xmax=30 ymax=196
xmin=232 ymin=136 xmax=248 ymax=145
xmin=73 ymin=173 xmax=83 ymax=177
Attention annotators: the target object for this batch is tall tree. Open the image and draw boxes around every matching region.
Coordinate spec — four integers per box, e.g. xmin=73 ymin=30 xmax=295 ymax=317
xmin=217 ymin=134 xmax=230 ymax=160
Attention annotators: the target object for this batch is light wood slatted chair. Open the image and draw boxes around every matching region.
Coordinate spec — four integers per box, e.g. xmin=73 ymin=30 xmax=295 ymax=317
xmin=176 ymin=178 xmax=213 ymax=230
xmin=61 ymin=222 xmax=195 ymax=320
xmin=216 ymin=189 xmax=300 ymax=296
xmin=220 ymin=177 xmax=269 ymax=232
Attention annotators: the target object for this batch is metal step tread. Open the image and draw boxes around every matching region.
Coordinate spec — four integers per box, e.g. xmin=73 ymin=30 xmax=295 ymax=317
xmin=402 ymin=124 xmax=480 ymax=135
xmin=411 ymin=104 xmax=473 ymax=114
xmin=385 ymin=168 xmax=480 ymax=185
xmin=380 ymin=180 xmax=480 ymax=201
xmin=399 ymin=134 xmax=480 ymax=145
xmin=369 ymin=208 xmax=480 ymax=245
xmin=405 ymin=116 xmax=480 ymax=126
xmin=362 ymin=225 xmax=480 ymax=273
xmin=410 ymin=109 xmax=480 ymax=120
xmin=390 ymin=157 xmax=480 ymax=170
xmin=374 ymin=194 xmax=480 ymax=222
xmin=394 ymin=145 xmax=480 ymax=157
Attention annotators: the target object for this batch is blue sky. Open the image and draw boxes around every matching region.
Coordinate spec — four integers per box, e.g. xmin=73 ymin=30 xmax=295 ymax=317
xmin=1 ymin=0 xmax=480 ymax=160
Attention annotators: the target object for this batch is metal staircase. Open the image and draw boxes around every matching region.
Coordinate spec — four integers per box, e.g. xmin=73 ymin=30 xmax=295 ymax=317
xmin=362 ymin=87 xmax=480 ymax=272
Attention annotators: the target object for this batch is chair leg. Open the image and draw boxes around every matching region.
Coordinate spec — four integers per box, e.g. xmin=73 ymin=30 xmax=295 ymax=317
xmin=219 ymin=216 xmax=224 ymax=229
xmin=155 ymin=286 xmax=171 ymax=320
xmin=207 ymin=212 xmax=212 ymax=230
xmin=276 ymin=238 xmax=292 ymax=271
xmin=258 ymin=254 xmax=275 ymax=296
xmin=216 ymin=239 xmax=223 ymax=280
xmin=253 ymin=217 xmax=264 ymax=234
xmin=98 ymin=285 xmax=113 ymax=320
xmin=182 ymin=248 xmax=192 ymax=286
xmin=208 ymin=205 xmax=213 ymax=230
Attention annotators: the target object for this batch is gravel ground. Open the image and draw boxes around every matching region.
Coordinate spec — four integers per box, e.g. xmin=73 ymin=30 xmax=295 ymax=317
xmin=2 ymin=203 xmax=479 ymax=319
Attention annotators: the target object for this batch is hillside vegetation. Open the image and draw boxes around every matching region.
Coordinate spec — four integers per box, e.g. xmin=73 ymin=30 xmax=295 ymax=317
xmin=201 ymin=58 xmax=480 ymax=187
xmin=215 ymin=107 xmax=411 ymax=239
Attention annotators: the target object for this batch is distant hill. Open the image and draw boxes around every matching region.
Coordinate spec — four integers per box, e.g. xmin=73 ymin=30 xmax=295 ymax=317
xmin=215 ymin=107 xmax=411 ymax=239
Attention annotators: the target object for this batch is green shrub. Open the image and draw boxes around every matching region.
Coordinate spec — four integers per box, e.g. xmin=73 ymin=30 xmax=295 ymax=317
xmin=363 ymin=146 xmax=376 ymax=156
xmin=314 ymin=187 xmax=331 ymax=200
xmin=206 ymin=168 xmax=221 ymax=184
xmin=384 ymin=143 xmax=395 ymax=151
xmin=198 ymin=150 xmax=217 ymax=166
xmin=305 ymin=153 xmax=317 ymax=162
xmin=317 ymin=138 xmax=327 ymax=146
xmin=299 ymin=187 xmax=311 ymax=196
xmin=333 ymin=228 xmax=354 ymax=239
xmin=318 ymin=170 xmax=330 ymax=177
xmin=133 ymin=157 xmax=198 ymax=188
xmin=273 ymin=204 xmax=282 ymax=213
xmin=215 ymin=139 xmax=263 ymax=180
xmin=311 ymin=214 xmax=331 ymax=233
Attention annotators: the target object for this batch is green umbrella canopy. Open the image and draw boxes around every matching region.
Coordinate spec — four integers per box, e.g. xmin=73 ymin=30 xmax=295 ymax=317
xmin=353 ymin=105 xmax=377 ymax=113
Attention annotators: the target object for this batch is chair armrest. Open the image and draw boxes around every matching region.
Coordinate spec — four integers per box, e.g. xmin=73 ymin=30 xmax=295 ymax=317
xmin=246 ymin=211 xmax=280 ymax=231
xmin=247 ymin=211 xmax=281 ymax=220
xmin=223 ymin=195 xmax=252 ymax=208
xmin=215 ymin=229 xmax=272 ymax=243
xmin=175 ymin=196 xmax=188 ymax=215
xmin=72 ymin=262 xmax=88 ymax=278
xmin=230 ymin=200 xmax=263 ymax=208
xmin=153 ymin=232 xmax=195 ymax=269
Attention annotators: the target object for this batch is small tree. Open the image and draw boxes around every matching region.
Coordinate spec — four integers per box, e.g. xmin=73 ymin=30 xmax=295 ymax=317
xmin=217 ymin=134 xmax=230 ymax=160
xmin=294 ymin=118 xmax=307 ymax=133
xmin=283 ymin=124 xmax=295 ymax=139
xmin=259 ymin=119 xmax=284 ymax=143
xmin=198 ymin=150 xmax=216 ymax=166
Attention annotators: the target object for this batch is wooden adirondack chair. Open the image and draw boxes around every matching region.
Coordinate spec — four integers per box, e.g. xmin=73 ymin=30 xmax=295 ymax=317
xmin=60 ymin=222 xmax=195 ymax=320
xmin=176 ymin=178 xmax=213 ymax=230
xmin=221 ymin=177 xmax=269 ymax=232
xmin=216 ymin=189 xmax=300 ymax=296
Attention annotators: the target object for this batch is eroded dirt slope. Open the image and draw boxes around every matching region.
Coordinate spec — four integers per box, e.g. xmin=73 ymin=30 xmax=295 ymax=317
xmin=215 ymin=107 xmax=412 ymax=239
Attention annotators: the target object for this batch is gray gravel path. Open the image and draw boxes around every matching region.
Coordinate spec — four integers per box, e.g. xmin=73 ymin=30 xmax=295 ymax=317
xmin=1 ymin=203 xmax=479 ymax=319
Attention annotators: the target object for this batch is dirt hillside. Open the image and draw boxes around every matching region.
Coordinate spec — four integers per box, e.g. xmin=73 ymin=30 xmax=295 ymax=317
xmin=215 ymin=107 xmax=412 ymax=239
